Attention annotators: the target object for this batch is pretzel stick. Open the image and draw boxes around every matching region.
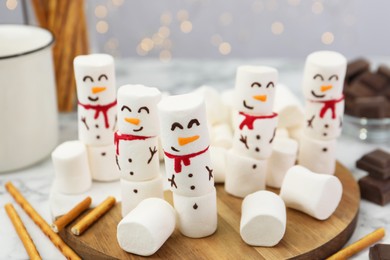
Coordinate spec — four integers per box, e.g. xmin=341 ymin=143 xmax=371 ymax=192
xmin=71 ymin=196 xmax=116 ymax=236
xmin=5 ymin=203 xmax=42 ymax=260
xmin=5 ymin=182 xmax=81 ymax=260
xmin=327 ymin=227 xmax=385 ymax=260
xmin=51 ymin=197 xmax=92 ymax=233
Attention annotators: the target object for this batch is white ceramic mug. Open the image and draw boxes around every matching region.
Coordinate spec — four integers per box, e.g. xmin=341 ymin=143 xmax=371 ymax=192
xmin=0 ymin=25 xmax=58 ymax=172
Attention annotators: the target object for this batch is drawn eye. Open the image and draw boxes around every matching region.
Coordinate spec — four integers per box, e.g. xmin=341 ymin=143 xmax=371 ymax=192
xmin=251 ymin=82 xmax=261 ymax=88
xmin=83 ymin=75 xmax=94 ymax=82
xmin=98 ymin=74 xmax=108 ymax=81
xmin=138 ymin=106 xmax=150 ymax=114
xmin=121 ymin=105 xmax=131 ymax=112
xmin=266 ymin=82 xmax=274 ymax=88
xmin=328 ymin=74 xmax=338 ymax=81
xmin=313 ymin=74 xmax=324 ymax=81
xmin=171 ymin=122 xmax=184 ymax=131
xmin=187 ymin=119 xmax=200 ymax=129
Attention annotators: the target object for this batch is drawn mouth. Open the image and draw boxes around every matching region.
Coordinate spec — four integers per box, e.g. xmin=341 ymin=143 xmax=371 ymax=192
xmin=133 ymin=126 xmax=144 ymax=132
xmin=311 ymin=90 xmax=326 ymax=98
xmin=243 ymin=100 xmax=254 ymax=110
xmin=171 ymin=146 xmax=180 ymax=152
xmin=88 ymin=96 xmax=99 ymax=102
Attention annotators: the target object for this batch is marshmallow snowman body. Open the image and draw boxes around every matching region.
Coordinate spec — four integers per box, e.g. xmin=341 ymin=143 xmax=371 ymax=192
xmin=87 ymin=144 xmax=119 ymax=181
xmin=74 ymin=54 xmax=117 ymax=146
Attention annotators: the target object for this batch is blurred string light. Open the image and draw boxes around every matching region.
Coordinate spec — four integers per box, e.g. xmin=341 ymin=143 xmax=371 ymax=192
xmin=96 ymin=20 xmax=109 ymax=34
xmin=287 ymin=0 xmax=301 ymax=6
xmin=180 ymin=21 xmax=193 ymax=33
xmin=177 ymin=9 xmax=189 ymax=21
xmin=311 ymin=1 xmax=324 ymax=15
xmin=95 ymin=5 xmax=108 ymax=18
xmin=112 ymin=0 xmax=124 ymax=7
xmin=271 ymin=21 xmax=284 ymax=35
xmin=252 ymin=1 xmax=264 ymax=13
xmin=219 ymin=12 xmax=233 ymax=26
xmin=321 ymin=32 xmax=334 ymax=45
xmin=161 ymin=12 xmax=172 ymax=25
xmin=219 ymin=42 xmax=231 ymax=55
xmin=6 ymin=0 xmax=17 ymax=10
xmin=211 ymin=34 xmax=223 ymax=46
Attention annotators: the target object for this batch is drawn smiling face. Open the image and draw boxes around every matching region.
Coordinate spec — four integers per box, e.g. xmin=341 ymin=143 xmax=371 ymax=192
xmin=234 ymin=66 xmax=278 ymax=115
xmin=302 ymin=51 xmax=347 ymax=100
xmin=74 ymin=54 xmax=116 ymax=105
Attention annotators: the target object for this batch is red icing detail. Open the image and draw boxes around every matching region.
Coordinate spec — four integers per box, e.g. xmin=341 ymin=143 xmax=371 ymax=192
xmin=164 ymin=146 xmax=209 ymax=174
xmin=114 ymin=131 xmax=153 ymax=155
xmin=311 ymin=95 xmax=344 ymax=119
xmin=78 ymin=100 xmax=117 ymax=129
xmin=238 ymin=112 xmax=278 ymax=130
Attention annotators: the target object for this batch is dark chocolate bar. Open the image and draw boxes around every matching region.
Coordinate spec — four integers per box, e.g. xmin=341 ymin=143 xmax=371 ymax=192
xmin=345 ymin=58 xmax=370 ymax=84
xmin=358 ymin=176 xmax=390 ymax=206
xmin=369 ymin=244 xmax=390 ymax=260
xmin=356 ymin=149 xmax=390 ymax=179
xmin=360 ymin=72 xmax=388 ymax=91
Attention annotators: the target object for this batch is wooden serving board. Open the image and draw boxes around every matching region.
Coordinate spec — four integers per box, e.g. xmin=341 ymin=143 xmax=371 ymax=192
xmin=59 ymin=162 xmax=360 ymax=259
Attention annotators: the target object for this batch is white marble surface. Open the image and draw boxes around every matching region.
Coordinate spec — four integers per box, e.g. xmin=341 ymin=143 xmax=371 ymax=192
xmin=1 ymin=58 xmax=390 ymax=259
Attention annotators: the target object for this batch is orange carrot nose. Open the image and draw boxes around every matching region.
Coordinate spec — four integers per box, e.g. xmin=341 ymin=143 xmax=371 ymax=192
xmin=92 ymin=87 xmax=107 ymax=94
xmin=253 ymin=95 xmax=267 ymax=102
xmin=125 ymin=117 xmax=140 ymax=125
xmin=321 ymin=85 xmax=333 ymax=92
xmin=178 ymin=135 xmax=199 ymax=146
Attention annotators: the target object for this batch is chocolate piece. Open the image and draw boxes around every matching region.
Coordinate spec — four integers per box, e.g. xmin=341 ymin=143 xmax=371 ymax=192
xmin=344 ymin=81 xmax=376 ymax=99
xmin=359 ymin=176 xmax=390 ymax=206
xmin=353 ymin=96 xmax=388 ymax=119
xmin=359 ymin=72 xmax=388 ymax=91
xmin=346 ymin=58 xmax=370 ymax=84
xmin=369 ymin=244 xmax=390 ymax=260
xmin=357 ymin=149 xmax=390 ymax=179
xmin=378 ymin=65 xmax=390 ymax=80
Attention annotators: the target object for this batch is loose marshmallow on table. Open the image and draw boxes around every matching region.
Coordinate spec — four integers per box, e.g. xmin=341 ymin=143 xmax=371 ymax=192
xmin=120 ymin=176 xmax=164 ymax=217
xmin=302 ymin=51 xmax=347 ymax=101
xmin=211 ymin=123 xmax=233 ymax=149
xmin=117 ymin=198 xmax=175 ymax=256
xmin=233 ymin=65 xmax=278 ymax=115
xmin=280 ymin=165 xmax=343 ymax=220
xmin=240 ymin=191 xmax=286 ymax=247
xmin=298 ymin=134 xmax=337 ymax=175
xmin=51 ymin=141 xmax=92 ymax=194
xmin=275 ymin=128 xmax=289 ymax=139
xmin=225 ymin=149 xmax=267 ymax=198
xmin=287 ymin=124 xmax=304 ymax=142
xmin=173 ymin=187 xmax=217 ymax=238
xmin=87 ymin=144 xmax=120 ymax=181
xmin=74 ymin=54 xmax=117 ymax=146
xmin=116 ymin=135 xmax=160 ymax=182
xmin=232 ymin=111 xmax=278 ymax=160
xmin=266 ymin=137 xmax=298 ymax=188
xmin=274 ymin=84 xmax=305 ymax=128
xmin=209 ymin=146 xmax=227 ymax=183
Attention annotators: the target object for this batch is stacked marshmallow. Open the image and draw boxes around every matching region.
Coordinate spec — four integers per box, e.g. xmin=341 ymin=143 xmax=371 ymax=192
xmin=115 ymin=85 xmax=164 ymax=217
xmin=225 ymin=66 xmax=278 ymax=198
xmin=73 ymin=54 xmax=119 ymax=181
xmin=298 ymin=51 xmax=347 ymax=175
xmin=158 ymin=93 xmax=217 ymax=238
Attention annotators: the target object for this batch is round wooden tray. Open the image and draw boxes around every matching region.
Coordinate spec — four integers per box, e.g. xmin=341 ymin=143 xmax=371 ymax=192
xmin=59 ymin=162 xmax=360 ymax=259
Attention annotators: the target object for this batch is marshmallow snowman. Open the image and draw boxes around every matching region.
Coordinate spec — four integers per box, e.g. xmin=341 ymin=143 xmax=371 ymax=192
xmin=158 ymin=93 xmax=217 ymax=238
xmin=74 ymin=54 xmax=117 ymax=146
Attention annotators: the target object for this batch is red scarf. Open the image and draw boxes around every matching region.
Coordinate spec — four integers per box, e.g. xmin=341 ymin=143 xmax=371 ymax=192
xmin=239 ymin=112 xmax=278 ymax=130
xmin=311 ymin=95 xmax=344 ymax=119
xmin=114 ymin=131 xmax=153 ymax=155
xmin=164 ymin=146 xmax=209 ymax=174
xmin=78 ymin=100 xmax=117 ymax=129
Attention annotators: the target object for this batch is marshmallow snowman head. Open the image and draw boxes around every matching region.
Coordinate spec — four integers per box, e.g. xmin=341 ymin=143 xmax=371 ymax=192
xmin=302 ymin=51 xmax=347 ymax=100
xmin=158 ymin=93 xmax=210 ymax=156
xmin=234 ymin=66 xmax=278 ymax=115
xmin=117 ymin=84 xmax=161 ymax=136
xmin=74 ymin=54 xmax=116 ymax=105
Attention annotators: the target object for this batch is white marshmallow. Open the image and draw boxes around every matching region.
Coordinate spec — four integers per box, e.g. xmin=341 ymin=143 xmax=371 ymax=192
xmin=120 ymin=176 xmax=164 ymax=217
xmin=157 ymin=136 xmax=164 ymax=161
xmin=240 ymin=191 xmax=286 ymax=247
xmin=275 ymin=128 xmax=289 ymax=139
xmin=116 ymin=135 xmax=160 ymax=182
xmin=164 ymin=151 xmax=214 ymax=197
xmin=302 ymin=51 xmax=347 ymax=101
xmin=193 ymin=85 xmax=230 ymax=126
xmin=211 ymin=123 xmax=233 ymax=149
xmin=158 ymin=93 xmax=210 ymax=157
xmin=87 ymin=144 xmax=120 ymax=181
xmin=225 ymin=149 xmax=267 ymax=198
xmin=117 ymin=198 xmax=175 ymax=256
xmin=51 ymin=141 xmax=92 ymax=194
xmin=221 ymin=88 xmax=236 ymax=129
xmin=303 ymin=98 xmax=344 ymax=140
xmin=173 ymin=187 xmax=217 ymax=238
xmin=233 ymin=66 xmax=278 ymax=115
xmin=288 ymin=124 xmax=304 ymax=142
xmin=266 ymin=137 xmax=298 ymax=188
xmin=232 ymin=112 xmax=278 ymax=160
xmin=209 ymin=146 xmax=226 ymax=183
xmin=298 ymin=135 xmax=336 ymax=175
xmin=274 ymin=84 xmax=305 ymax=128
xmin=280 ymin=165 xmax=342 ymax=220
xmin=117 ymin=84 xmax=161 ymax=136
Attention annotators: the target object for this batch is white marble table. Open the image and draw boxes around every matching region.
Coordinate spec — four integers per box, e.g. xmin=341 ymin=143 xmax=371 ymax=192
xmin=1 ymin=58 xmax=390 ymax=259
